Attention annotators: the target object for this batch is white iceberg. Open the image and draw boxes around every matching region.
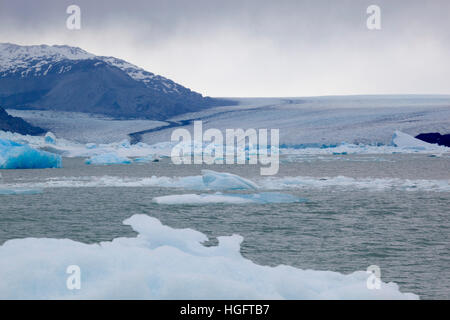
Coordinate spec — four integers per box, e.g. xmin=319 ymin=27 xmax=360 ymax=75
xmin=85 ymin=153 xmax=132 ymax=165
xmin=0 ymin=139 xmax=62 ymax=169
xmin=153 ymin=192 xmax=306 ymax=205
xmin=0 ymin=214 xmax=418 ymax=299
xmin=202 ymin=170 xmax=258 ymax=190
xmin=391 ymin=131 xmax=440 ymax=150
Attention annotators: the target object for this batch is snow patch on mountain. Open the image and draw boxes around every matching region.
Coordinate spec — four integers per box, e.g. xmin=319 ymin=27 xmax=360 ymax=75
xmin=0 ymin=43 xmax=185 ymax=95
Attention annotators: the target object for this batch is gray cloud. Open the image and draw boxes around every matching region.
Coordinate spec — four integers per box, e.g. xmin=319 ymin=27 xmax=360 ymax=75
xmin=0 ymin=0 xmax=449 ymax=96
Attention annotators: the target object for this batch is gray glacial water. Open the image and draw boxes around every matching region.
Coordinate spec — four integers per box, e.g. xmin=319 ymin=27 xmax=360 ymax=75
xmin=1 ymin=154 xmax=449 ymax=299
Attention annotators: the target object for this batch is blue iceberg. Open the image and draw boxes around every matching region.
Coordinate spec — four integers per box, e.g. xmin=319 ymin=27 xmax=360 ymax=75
xmin=133 ymin=155 xmax=154 ymax=163
xmin=85 ymin=153 xmax=132 ymax=165
xmin=0 ymin=139 xmax=62 ymax=169
xmin=44 ymin=132 xmax=56 ymax=145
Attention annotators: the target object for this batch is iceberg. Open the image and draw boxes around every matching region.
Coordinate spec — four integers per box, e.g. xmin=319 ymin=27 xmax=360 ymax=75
xmin=202 ymin=170 xmax=258 ymax=190
xmin=391 ymin=131 xmax=439 ymax=150
xmin=153 ymin=192 xmax=307 ymax=205
xmin=0 ymin=139 xmax=62 ymax=169
xmin=44 ymin=132 xmax=56 ymax=145
xmin=0 ymin=214 xmax=418 ymax=299
xmin=85 ymin=153 xmax=132 ymax=165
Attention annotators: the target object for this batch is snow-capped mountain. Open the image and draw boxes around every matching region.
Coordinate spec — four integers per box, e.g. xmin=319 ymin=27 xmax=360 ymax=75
xmin=0 ymin=43 xmax=234 ymax=119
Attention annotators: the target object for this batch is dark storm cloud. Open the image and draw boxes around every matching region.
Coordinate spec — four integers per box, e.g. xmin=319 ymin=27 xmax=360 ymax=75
xmin=1 ymin=0 xmax=449 ymax=96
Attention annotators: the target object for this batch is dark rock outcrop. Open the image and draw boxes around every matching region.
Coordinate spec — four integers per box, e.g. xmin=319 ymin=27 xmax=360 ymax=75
xmin=415 ymin=132 xmax=450 ymax=147
xmin=0 ymin=106 xmax=45 ymax=135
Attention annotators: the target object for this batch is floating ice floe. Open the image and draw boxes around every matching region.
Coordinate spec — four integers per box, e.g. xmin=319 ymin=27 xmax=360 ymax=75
xmin=0 ymin=173 xmax=42 ymax=194
xmin=5 ymin=173 xmax=450 ymax=192
xmin=0 ymin=138 xmax=62 ymax=169
xmin=0 ymin=188 xmax=42 ymax=195
xmin=202 ymin=170 xmax=258 ymax=190
xmin=0 ymin=214 xmax=418 ymax=299
xmin=281 ymin=131 xmax=449 ymax=156
xmin=153 ymin=192 xmax=306 ymax=205
xmin=257 ymin=175 xmax=450 ymax=192
xmin=85 ymin=153 xmax=132 ymax=165
xmin=0 ymin=130 xmax=448 ymax=162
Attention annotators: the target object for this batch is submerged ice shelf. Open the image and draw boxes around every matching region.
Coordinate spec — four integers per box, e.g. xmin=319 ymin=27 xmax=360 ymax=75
xmin=0 ymin=214 xmax=418 ymax=299
xmin=0 ymin=188 xmax=42 ymax=195
xmin=153 ymin=192 xmax=306 ymax=205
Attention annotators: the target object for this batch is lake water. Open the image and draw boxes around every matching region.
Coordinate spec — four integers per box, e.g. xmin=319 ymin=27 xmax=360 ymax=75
xmin=0 ymin=154 xmax=449 ymax=299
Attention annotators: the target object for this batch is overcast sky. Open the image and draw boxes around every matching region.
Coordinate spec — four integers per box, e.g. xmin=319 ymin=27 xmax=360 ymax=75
xmin=0 ymin=0 xmax=449 ymax=97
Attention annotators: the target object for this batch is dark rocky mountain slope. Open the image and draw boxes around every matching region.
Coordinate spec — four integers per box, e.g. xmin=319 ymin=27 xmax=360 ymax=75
xmin=0 ymin=43 xmax=235 ymax=120
xmin=0 ymin=106 xmax=45 ymax=135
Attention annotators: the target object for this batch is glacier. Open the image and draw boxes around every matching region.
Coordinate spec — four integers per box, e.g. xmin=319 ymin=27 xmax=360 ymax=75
xmin=0 ymin=138 xmax=62 ymax=169
xmin=0 ymin=214 xmax=418 ymax=299
xmin=153 ymin=192 xmax=306 ymax=205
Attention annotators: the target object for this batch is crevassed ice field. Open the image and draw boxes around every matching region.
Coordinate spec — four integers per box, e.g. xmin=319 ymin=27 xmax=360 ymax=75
xmin=1 ymin=96 xmax=449 ymax=299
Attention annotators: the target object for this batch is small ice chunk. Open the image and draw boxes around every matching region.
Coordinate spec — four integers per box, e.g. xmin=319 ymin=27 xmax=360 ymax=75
xmin=44 ymin=132 xmax=56 ymax=145
xmin=85 ymin=153 xmax=131 ymax=165
xmin=133 ymin=155 xmax=154 ymax=163
xmin=85 ymin=143 xmax=97 ymax=149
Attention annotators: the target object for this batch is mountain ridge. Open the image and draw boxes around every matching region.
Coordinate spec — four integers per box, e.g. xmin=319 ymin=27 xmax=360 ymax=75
xmin=0 ymin=106 xmax=45 ymax=135
xmin=0 ymin=43 xmax=235 ymax=120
